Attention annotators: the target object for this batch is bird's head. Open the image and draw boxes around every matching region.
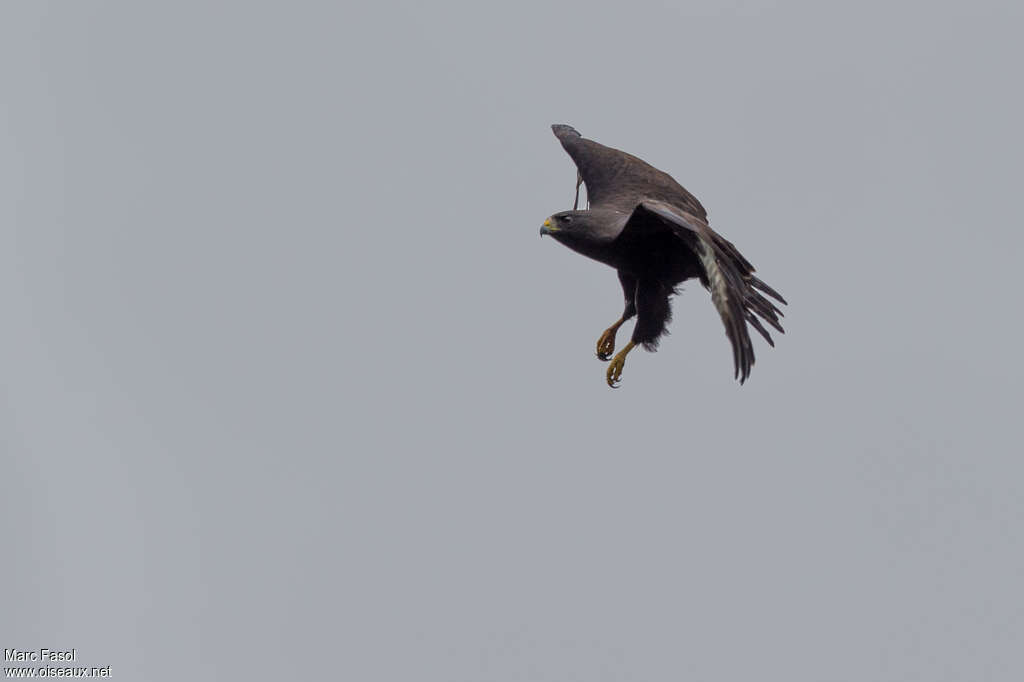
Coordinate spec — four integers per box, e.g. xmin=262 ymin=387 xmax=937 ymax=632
xmin=540 ymin=209 xmax=625 ymax=241
xmin=539 ymin=209 xmax=629 ymax=265
xmin=540 ymin=210 xmax=582 ymax=238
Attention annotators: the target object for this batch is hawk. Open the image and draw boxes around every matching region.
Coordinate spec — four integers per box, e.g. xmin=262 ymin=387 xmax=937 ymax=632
xmin=540 ymin=124 xmax=786 ymax=387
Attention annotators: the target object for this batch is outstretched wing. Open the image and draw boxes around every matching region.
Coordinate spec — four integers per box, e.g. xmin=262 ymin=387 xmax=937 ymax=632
xmin=552 ymin=124 xmax=708 ymax=220
xmin=627 ymin=200 xmax=787 ymax=383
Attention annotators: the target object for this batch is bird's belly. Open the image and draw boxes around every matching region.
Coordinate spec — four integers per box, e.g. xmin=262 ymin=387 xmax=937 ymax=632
xmin=617 ymin=247 xmax=703 ymax=284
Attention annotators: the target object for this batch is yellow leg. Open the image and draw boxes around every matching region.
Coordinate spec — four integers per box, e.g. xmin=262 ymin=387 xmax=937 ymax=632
xmin=596 ymin=318 xmax=625 ymax=361
xmin=606 ymin=341 xmax=636 ymax=388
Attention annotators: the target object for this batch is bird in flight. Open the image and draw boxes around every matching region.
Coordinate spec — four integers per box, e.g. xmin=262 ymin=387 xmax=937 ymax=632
xmin=541 ymin=124 xmax=786 ymax=387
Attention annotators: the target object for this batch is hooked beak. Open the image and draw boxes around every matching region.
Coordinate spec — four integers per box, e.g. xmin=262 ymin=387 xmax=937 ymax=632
xmin=540 ymin=217 xmax=557 ymax=237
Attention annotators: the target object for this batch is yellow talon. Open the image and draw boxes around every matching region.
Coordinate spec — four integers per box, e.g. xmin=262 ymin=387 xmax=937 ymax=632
xmin=605 ymin=341 xmax=636 ymax=388
xmin=596 ymin=318 xmax=625 ymax=361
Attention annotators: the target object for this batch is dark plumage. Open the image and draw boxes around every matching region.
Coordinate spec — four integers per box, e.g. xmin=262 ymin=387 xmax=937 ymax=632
xmin=540 ymin=124 xmax=786 ymax=387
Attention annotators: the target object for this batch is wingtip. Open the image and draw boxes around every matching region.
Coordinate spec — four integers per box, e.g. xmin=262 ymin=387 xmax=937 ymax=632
xmin=551 ymin=123 xmax=581 ymax=139
xmin=750 ymin=276 xmax=787 ymax=305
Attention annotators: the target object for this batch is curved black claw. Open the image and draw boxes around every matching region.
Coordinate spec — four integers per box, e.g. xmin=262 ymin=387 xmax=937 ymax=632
xmin=605 ymin=341 xmax=635 ymax=388
xmin=606 ymin=353 xmax=626 ymax=388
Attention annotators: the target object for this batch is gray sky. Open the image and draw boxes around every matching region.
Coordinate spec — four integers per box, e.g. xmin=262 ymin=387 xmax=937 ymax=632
xmin=3 ymin=1 xmax=1023 ymax=680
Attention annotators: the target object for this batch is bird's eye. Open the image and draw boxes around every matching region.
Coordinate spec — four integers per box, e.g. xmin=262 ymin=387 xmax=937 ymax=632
xmin=562 ymin=215 xmax=573 ymax=223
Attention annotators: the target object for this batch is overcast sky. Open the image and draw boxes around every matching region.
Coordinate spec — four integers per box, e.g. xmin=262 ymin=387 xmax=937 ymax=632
xmin=3 ymin=2 xmax=1023 ymax=680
